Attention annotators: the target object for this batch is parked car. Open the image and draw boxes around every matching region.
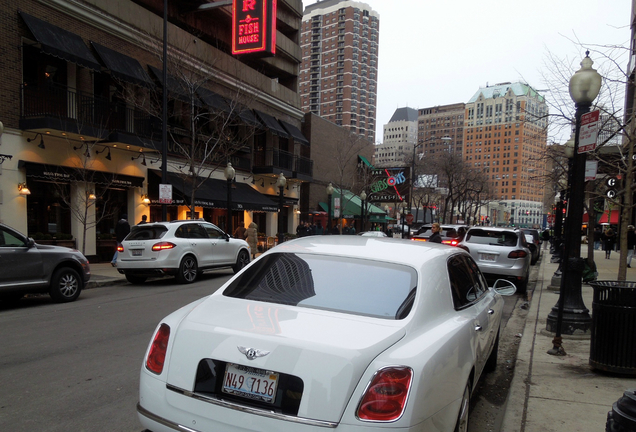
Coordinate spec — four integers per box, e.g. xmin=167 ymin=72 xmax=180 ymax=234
xmin=459 ymin=226 xmax=531 ymax=293
xmin=137 ymin=236 xmax=516 ymax=432
xmin=521 ymin=228 xmax=541 ymax=265
xmin=0 ymin=223 xmax=90 ymax=303
xmin=358 ymin=231 xmax=388 ymax=237
xmin=412 ymin=224 xmax=469 ymax=246
xmin=116 ymin=220 xmax=251 ymax=284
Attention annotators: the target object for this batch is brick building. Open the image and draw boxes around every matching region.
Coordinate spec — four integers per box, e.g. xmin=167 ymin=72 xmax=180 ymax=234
xmin=299 ymin=0 xmax=379 ymax=143
xmin=0 ymin=0 xmax=311 ymax=260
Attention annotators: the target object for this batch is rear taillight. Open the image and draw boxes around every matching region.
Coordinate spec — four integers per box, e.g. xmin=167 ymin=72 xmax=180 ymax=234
xmin=357 ymin=367 xmax=413 ymax=421
xmin=152 ymin=242 xmax=177 ymax=251
xmin=508 ymin=250 xmax=528 ymax=259
xmin=411 ymin=238 xmax=426 ymax=242
xmin=117 ymin=244 xmax=124 ymax=252
xmin=146 ymin=324 xmax=170 ymax=374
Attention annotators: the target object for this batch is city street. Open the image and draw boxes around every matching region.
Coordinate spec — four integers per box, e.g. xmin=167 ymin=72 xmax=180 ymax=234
xmin=0 ymin=271 xmax=233 ymax=431
xmin=0 ymin=266 xmax=526 ymax=431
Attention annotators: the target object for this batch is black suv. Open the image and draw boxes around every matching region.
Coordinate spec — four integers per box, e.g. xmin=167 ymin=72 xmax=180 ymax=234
xmin=0 ymin=223 xmax=91 ymax=302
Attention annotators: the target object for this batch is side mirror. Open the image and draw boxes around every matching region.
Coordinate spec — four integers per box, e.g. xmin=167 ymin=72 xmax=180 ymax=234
xmin=492 ymin=279 xmax=517 ymax=296
xmin=26 ymin=238 xmax=36 ymax=248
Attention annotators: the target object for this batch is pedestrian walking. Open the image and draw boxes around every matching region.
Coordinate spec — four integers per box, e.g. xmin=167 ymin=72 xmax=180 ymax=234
xmin=594 ymin=225 xmax=602 ymax=250
xmin=627 ymin=225 xmax=636 ymax=268
xmin=245 ymin=222 xmax=258 ymax=259
xmin=233 ymin=223 xmax=247 ymax=240
xmin=138 ymin=215 xmax=148 ymax=224
xmin=542 ymin=228 xmax=551 ymax=250
xmin=111 ymin=214 xmax=130 ymax=267
xmin=429 ymin=223 xmax=442 ymax=243
xmin=602 ymin=228 xmax=616 ymax=259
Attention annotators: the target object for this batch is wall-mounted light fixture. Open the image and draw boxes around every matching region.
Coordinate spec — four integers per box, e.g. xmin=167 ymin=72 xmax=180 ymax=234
xmin=132 ymin=153 xmax=147 ymax=166
xmin=27 ymin=133 xmax=45 ymax=149
xmin=95 ymin=146 xmax=112 ymax=161
xmin=73 ymin=142 xmax=90 ymax=158
xmin=141 ymin=194 xmax=151 ymax=205
xmin=88 ymin=191 xmax=97 ymax=200
xmin=18 ymin=182 xmax=31 ymax=195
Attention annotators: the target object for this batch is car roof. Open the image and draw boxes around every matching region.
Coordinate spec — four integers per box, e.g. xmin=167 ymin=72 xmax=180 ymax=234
xmin=468 ymin=226 xmax=519 ymax=232
xmin=272 ymin=235 xmax=463 ymax=268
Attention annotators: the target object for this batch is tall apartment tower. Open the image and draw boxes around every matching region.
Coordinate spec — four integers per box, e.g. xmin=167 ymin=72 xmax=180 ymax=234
xmin=374 ymin=107 xmax=418 ymax=166
xmin=418 ymin=103 xmax=466 ymax=156
xmin=300 ymin=0 xmax=380 ymax=143
xmin=464 ymin=82 xmax=548 ymax=226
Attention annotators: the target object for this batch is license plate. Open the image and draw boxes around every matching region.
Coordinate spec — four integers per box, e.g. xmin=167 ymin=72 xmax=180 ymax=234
xmin=480 ymin=253 xmax=497 ymax=262
xmin=132 ymin=249 xmax=143 ymax=256
xmin=222 ymin=363 xmax=278 ymax=403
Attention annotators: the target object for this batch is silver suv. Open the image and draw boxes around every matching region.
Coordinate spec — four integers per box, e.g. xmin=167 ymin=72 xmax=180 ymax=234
xmin=0 ymin=223 xmax=91 ymax=303
xmin=458 ymin=226 xmax=531 ymax=293
xmin=116 ymin=220 xmax=251 ymax=284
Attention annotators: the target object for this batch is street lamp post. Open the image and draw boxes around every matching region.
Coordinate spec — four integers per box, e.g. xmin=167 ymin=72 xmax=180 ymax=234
xmin=277 ymin=173 xmax=287 ymax=245
xmin=547 ymin=52 xmax=601 ymax=355
xmin=224 ymin=162 xmax=235 ymax=235
xmin=360 ymin=190 xmax=367 ymax=232
xmin=400 ymin=201 xmax=407 ymax=238
xmin=326 ymin=183 xmax=334 ymax=234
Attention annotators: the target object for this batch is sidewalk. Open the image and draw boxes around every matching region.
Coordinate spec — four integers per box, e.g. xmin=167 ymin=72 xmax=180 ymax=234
xmin=502 ymin=248 xmax=636 ymax=432
xmin=86 ymin=262 xmax=127 ymax=288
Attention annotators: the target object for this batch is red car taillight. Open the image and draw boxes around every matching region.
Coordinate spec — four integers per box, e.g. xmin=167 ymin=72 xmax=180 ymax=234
xmin=117 ymin=244 xmax=124 ymax=252
xmin=146 ymin=324 xmax=170 ymax=374
xmin=508 ymin=250 xmax=528 ymax=259
xmin=357 ymin=367 xmax=413 ymax=421
xmin=411 ymin=238 xmax=426 ymax=242
xmin=152 ymin=242 xmax=177 ymax=251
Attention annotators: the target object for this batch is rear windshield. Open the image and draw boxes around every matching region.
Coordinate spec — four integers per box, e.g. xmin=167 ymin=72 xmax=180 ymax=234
xmin=223 ymin=253 xmax=418 ymax=320
xmin=465 ymin=229 xmax=518 ymax=246
xmin=126 ymin=225 xmax=168 ymax=241
xmin=418 ymin=226 xmax=464 ymax=238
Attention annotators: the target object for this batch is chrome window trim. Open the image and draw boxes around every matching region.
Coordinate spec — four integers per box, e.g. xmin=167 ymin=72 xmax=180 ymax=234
xmin=165 ymin=384 xmax=338 ymax=428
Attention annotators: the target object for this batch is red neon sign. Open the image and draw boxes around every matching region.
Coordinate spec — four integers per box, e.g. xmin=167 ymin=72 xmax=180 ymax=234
xmin=232 ymin=0 xmax=277 ymax=55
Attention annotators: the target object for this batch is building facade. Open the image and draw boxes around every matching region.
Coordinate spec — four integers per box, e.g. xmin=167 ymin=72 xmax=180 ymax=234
xmin=418 ymin=103 xmax=465 ymax=156
xmin=464 ymin=82 xmax=548 ymax=227
xmin=373 ymin=107 xmax=418 ymax=166
xmin=0 ymin=0 xmax=311 ymax=260
xmin=299 ymin=0 xmax=379 ymax=142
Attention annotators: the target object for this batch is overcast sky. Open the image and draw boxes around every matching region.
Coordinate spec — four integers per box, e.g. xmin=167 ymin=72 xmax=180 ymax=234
xmin=302 ymin=0 xmax=632 ymax=143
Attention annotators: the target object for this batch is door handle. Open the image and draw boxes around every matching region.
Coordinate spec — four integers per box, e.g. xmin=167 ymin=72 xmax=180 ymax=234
xmin=488 ymin=309 xmax=495 ymax=315
xmin=475 ymin=323 xmax=483 ymax=331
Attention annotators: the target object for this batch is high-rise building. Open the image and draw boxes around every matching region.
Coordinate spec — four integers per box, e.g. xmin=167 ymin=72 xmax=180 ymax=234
xmin=418 ymin=103 xmax=466 ymax=156
xmin=300 ymin=0 xmax=380 ymax=142
xmin=464 ymin=82 xmax=548 ymax=226
xmin=374 ymin=107 xmax=418 ymax=166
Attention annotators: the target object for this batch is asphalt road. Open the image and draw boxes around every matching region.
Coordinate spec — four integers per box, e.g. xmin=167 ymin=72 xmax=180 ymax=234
xmin=0 ymin=266 xmax=526 ymax=432
xmin=0 ymin=270 xmax=234 ymax=432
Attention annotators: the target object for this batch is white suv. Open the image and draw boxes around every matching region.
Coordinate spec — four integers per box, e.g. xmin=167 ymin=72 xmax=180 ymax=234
xmin=116 ymin=220 xmax=251 ymax=284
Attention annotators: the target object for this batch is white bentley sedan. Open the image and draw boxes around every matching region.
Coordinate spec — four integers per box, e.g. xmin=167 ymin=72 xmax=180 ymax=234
xmin=138 ymin=236 xmax=515 ymax=432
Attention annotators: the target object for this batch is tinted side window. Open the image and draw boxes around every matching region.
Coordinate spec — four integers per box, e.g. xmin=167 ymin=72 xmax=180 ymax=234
xmin=0 ymin=227 xmax=26 ymax=247
xmin=176 ymin=224 xmax=206 ymax=239
xmin=448 ymin=254 xmax=485 ymax=310
xmin=202 ymin=223 xmax=225 ymax=239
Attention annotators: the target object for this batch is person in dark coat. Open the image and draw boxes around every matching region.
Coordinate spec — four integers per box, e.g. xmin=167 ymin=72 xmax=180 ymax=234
xmin=429 ymin=223 xmax=442 ymax=243
xmin=138 ymin=215 xmax=148 ymax=224
xmin=602 ymin=228 xmax=616 ymax=259
xmin=593 ymin=225 xmax=603 ymax=250
xmin=541 ymin=228 xmax=551 ymax=250
xmin=111 ymin=214 xmax=130 ymax=266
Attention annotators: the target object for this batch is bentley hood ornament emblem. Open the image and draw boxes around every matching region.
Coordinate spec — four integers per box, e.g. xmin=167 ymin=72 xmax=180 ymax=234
xmin=238 ymin=346 xmax=271 ymax=360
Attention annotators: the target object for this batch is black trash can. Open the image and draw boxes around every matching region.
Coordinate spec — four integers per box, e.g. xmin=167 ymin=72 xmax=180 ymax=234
xmin=589 ymin=281 xmax=636 ymax=375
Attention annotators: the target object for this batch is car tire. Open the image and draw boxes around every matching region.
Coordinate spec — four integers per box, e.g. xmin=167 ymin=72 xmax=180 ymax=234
xmin=484 ymin=331 xmax=499 ymax=373
xmin=517 ymin=272 xmax=529 ymax=295
xmin=454 ymin=380 xmax=471 ymax=432
xmin=233 ymin=249 xmax=250 ymax=274
xmin=49 ymin=267 xmax=82 ymax=303
xmin=175 ymin=255 xmax=198 ymax=284
xmin=530 ymin=246 xmax=538 ymax=265
xmin=125 ymin=274 xmax=148 ymax=284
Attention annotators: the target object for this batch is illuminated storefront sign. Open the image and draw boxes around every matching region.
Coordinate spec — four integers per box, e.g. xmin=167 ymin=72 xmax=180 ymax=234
xmin=232 ymin=0 xmax=277 ymax=55
xmin=369 ymin=167 xmax=411 ymax=203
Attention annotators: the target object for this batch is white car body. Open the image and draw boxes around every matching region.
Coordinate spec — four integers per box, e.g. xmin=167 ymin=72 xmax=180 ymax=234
xmin=117 ymin=220 xmax=251 ymax=284
xmin=138 ymin=236 xmax=513 ymax=431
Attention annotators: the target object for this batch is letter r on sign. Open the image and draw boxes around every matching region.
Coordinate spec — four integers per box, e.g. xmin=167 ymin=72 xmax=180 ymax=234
xmin=243 ymin=0 xmax=256 ymax=11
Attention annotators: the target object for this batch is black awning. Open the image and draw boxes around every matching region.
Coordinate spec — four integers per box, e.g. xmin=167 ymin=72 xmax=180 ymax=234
xmin=91 ymin=42 xmax=153 ymax=88
xmin=148 ymin=171 xmax=278 ymax=211
xmin=19 ymin=160 xmax=144 ymax=188
xmin=197 ymin=88 xmax=231 ymax=114
xmin=20 ymin=12 xmax=101 ymax=71
xmin=148 ymin=65 xmax=196 ymax=104
xmin=254 ymin=111 xmax=289 ymax=138
xmin=238 ymin=108 xmax=263 ymax=129
xmin=280 ymin=120 xmax=309 ymax=145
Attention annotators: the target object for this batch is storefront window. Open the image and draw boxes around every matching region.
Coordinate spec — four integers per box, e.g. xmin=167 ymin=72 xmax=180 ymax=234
xmin=26 ymin=180 xmax=71 ymax=237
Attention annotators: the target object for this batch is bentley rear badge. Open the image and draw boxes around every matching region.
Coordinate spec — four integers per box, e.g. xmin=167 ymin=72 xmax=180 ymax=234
xmin=238 ymin=346 xmax=270 ymax=360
